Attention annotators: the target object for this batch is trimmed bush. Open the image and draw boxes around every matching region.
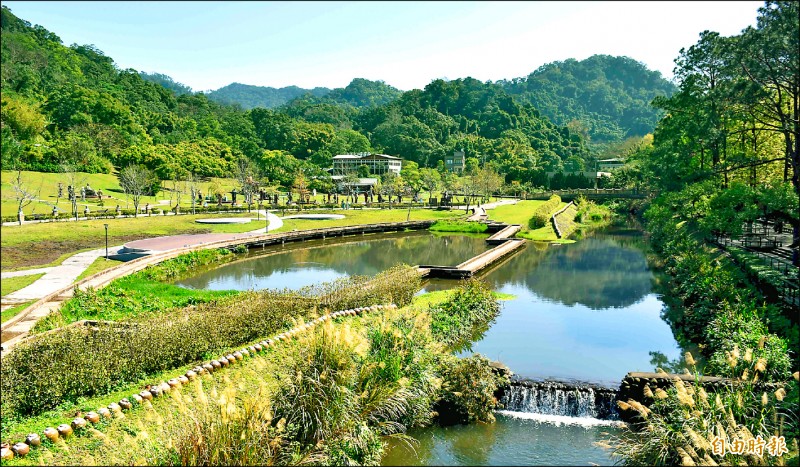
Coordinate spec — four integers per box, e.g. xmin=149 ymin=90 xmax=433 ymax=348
xmin=528 ymin=195 xmax=561 ymax=229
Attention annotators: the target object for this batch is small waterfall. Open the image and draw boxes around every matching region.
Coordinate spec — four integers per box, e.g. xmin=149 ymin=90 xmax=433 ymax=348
xmin=498 ymin=381 xmax=619 ymax=422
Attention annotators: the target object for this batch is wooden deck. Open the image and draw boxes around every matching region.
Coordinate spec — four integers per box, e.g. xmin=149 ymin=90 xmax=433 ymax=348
xmin=420 ymin=237 xmax=526 ymax=279
xmin=486 ymin=224 xmax=522 ymax=244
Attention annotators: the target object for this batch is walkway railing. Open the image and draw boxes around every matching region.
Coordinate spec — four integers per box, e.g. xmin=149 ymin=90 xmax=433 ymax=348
xmin=527 ymin=188 xmax=647 ymax=200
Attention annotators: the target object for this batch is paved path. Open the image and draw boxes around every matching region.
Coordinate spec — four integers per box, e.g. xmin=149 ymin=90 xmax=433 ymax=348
xmin=0 ymin=211 xmax=282 ymax=306
xmin=121 ymin=210 xmax=282 ymax=252
xmin=1 ymin=267 xmax=54 ymax=278
xmin=1 ymin=247 xmax=123 ymax=309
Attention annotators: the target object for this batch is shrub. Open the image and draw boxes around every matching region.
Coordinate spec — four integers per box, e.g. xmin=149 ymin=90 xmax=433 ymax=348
xmin=528 ymin=194 xmax=561 ymax=229
xmin=608 ymin=355 xmax=797 ymax=466
xmin=428 ymin=278 xmax=500 ymax=347
xmin=434 ymin=354 xmax=509 ymax=426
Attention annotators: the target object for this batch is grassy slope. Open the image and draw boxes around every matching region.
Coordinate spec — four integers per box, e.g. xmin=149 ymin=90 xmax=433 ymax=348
xmin=74 ymin=257 xmax=125 ymax=281
xmin=1 ymin=208 xmax=463 ymax=271
xmin=0 ymin=288 xmax=506 ymax=463
xmin=487 ymin=200 xmax=569 ymax=242
xmin=0 ymin=300 xmax=35 ymax=324
xmin=1 ymin=170 xmax=245 ymax=217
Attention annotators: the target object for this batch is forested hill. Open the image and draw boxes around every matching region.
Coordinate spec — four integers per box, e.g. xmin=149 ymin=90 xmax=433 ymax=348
xmin=0 ymin=5 xmax=589 ymax=189
xmin=139 ymin=72 xmax=193 ymax=96
xmin=206 ymin=82 xmax=331 ymax=110
xmin=207 ymin=78 xmax=402 ymax=110
xmin=497 ymin=55 xmax=676 ymax=144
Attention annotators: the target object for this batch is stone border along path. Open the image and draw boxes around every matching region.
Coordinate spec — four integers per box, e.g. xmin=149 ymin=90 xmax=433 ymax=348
xmin=0 ymin=303 xmax=397 ymax=461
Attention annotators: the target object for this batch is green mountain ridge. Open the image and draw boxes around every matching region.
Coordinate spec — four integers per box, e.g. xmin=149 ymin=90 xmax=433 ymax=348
xmin=1 ymin=4 xmax=666 ymax=192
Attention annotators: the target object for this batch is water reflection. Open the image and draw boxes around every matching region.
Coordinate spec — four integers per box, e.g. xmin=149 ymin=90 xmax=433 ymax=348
xmin=481 ymin=236 xmax=653 ymax=310
xmin=175 ymin=231 xmax=489 ymax=291
xmin=381 ymin=413 xmax=618 ymax=466
xmin=461 ymin=225 xmax=684 ymax=385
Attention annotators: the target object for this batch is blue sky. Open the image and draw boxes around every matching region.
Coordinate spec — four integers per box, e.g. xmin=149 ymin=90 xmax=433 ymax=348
xmin=3 ymin=1 xmax=764 ymax=92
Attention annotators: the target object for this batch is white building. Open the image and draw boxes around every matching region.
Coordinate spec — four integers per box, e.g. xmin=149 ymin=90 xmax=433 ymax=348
xmin=332 ymin=153 xmax=402 ymax=176
xmin=598 ymin=158 xmax=625 ymax=171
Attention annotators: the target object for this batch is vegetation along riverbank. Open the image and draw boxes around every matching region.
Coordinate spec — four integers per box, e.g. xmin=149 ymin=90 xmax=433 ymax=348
xmin=0 ymin=277 xmax=508 ymax=466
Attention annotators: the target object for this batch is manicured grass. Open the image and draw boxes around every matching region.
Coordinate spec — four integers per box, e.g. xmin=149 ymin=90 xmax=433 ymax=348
xmin=429 ymin=219 xmax=490 ymax=233
xmin=1 ymin=212 xmax=260 ymax=271
xmin=1 ymin=273 xmax=45 ymax=296
xmin=1 ymin=300 xmax=34 ymax=324
xmin=74 ymin=257 xmax=125 ymax=282
xmin=488 ymin=200 xmax=549 ymax=230
xmin=269 ymin=208 xmax=463 ymax=234
xmin=487 ymin=200 xmax=568 ymax=242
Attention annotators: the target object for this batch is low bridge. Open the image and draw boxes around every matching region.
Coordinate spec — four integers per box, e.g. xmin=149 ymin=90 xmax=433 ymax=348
xmin=527 ymin=188 xmax=647 ymax=201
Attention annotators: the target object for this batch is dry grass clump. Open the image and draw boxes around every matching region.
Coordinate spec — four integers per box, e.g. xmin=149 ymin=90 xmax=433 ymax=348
xmin=607 ymin=351 xmax=798 ymax=466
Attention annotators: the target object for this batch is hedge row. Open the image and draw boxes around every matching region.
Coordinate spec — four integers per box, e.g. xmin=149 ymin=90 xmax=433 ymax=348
xmin=0 ymin=265 xmax=421 ymax=418
xmin=528 ymin=194 xmax=562 ymax=229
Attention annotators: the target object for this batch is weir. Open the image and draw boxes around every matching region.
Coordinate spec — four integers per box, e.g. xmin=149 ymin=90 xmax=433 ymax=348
xmin=498 ymin=379 xmax=619 ymax=421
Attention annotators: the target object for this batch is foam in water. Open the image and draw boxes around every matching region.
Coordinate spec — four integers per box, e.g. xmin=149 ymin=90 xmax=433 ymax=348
xmin=496 ymin=410 xmax=626 ymax=427
xmin=499 ymin=383 xmax=620 ymax=425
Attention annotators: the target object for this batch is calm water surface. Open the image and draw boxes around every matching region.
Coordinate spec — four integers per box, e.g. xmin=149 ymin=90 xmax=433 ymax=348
xmin=175 ymin=230 xmax=489 ymax=291
xmin=382 ymin=413 xmax=617 ymax=466
xmin=463 ymin=226 xmax=683 ymax=386
xmin=385 ymin=225 xmax=683 ymax=467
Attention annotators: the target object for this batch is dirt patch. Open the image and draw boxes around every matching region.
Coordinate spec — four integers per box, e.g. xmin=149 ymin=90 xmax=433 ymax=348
xmin=1 ymin=229 xmax=212 ymax=271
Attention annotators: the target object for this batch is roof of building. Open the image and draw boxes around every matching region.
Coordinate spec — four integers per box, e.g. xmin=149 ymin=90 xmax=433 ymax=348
xmin=333 ymin=153 xmax=400 ymax=160
xmin=599 ymin=158 xmax=624 ymax=163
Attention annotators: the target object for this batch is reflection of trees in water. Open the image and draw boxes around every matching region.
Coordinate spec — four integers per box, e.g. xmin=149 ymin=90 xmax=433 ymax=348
xmin=178 ymin=231 xmax=488 ymax=289
xmin=485 ymin=235 xmax=654 ymax=310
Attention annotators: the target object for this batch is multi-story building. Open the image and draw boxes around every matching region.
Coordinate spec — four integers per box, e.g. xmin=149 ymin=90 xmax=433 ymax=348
xmin=444 ymin=150 xmax=465 ymax=173
xmin=332 ymin=153 xmax=402 ymax=175
xmin=598 ymin=158 xmax=625 ymax=171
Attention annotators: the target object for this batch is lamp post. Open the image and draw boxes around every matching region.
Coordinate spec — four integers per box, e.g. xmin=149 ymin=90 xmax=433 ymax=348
xmin=104 ymin=223 xmax=109 ymax=260
xmin=265 ymin=208 xmax=270 ymax=234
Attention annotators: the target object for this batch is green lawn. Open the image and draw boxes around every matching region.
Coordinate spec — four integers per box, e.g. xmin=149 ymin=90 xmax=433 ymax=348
xmin=1 ymin=170 xmax=241 ymax=217
xmin=1 ymin=207 xmax=464 ymax=271
xmin=1 ymin=300 xmax=35 ymax=324
xmin=1 ymin=273 xmax=45 ymax=296
xmin=487 ymin=200 xmax=568 ymax=242
xmin=75 ymin=257 xmax=125 ymax=281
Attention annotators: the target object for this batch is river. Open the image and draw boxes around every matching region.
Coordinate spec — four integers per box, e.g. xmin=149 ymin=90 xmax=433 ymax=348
xmin=175 ymin=224 xmax=687 ymax=465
